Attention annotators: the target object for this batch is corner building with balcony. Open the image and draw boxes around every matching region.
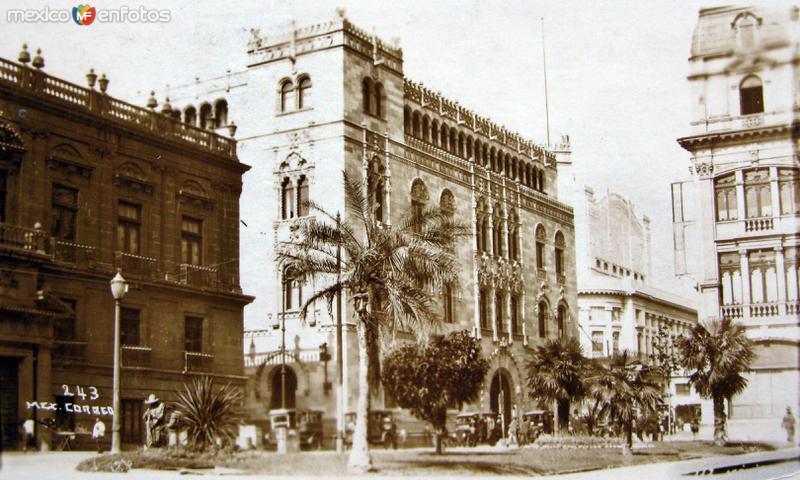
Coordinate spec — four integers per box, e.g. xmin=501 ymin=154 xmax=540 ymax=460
xmin=0 ymin=50 xmax=252 ymax=450
xmin=676 ymin=6 xmax=799 ymax=422
xmin=168 ymin=13 xmax=577 ymax=439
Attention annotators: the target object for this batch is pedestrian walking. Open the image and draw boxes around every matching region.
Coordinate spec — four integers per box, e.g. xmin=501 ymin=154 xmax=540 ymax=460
xmin=690 ymin=416 xmax=699 ymax=440
xmin=506 ymin=417 xmax=518 ymax=447
xmin=782 ymin=407 xmax=796 ymax=444
xmin=21 ymin=415 xmax=35 ymax=452
xmin=92 ymin=417 xmax=106 ymax=453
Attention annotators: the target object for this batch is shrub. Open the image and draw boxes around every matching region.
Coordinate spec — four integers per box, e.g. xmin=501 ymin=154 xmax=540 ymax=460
xmin=534 ymin=434 xmax=622 ymax=449
xmin=174 ymin=376 xmax=243 ymax=451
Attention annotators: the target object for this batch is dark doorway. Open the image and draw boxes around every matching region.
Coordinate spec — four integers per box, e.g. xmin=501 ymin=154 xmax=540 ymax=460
xmin=121 ymin=398 xmax=143 ymax=444
xmin=489 ymin=369 xmax=513 ymax=432
xmin=270 ymin=366 xmax=297 ymax=410
xmin=0 ymin=357 xmax=19 ymax=449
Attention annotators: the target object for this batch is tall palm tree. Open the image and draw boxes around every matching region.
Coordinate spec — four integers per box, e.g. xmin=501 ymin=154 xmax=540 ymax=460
xmin=588 ymin=351 xmax=662 ymax=455
xmin=525 ymin=336 xmax=588 ymax=435
xmin=676 ymin=318 xmax=755 ymax=446
xmin=276 ymin=172 xmax=468 ymax=472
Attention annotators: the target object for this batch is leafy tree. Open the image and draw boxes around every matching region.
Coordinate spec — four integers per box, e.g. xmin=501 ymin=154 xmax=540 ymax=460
xmin=276 ymin=172 xmax=468 ymax=472
xmin=525 ymin=336 xmax=588 ymax=435
xmin=676 ymin=318 xmax=755 ymax=446
xmin=382 ymin=330 xmax=489 ymax=454
xmin=588 ymin=351 xmax=662 ymax=455
xmin=173 ymin=376 xmax=242 ymax=451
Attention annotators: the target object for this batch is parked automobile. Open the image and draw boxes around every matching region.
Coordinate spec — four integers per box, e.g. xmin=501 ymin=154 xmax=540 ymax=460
xmin=266 ymin=408 xmax=324 ymax=450
xmin=344 ymin=410 xmax=399 ymax=449
xmin=522 ymin=410 xmax=553 ymax=441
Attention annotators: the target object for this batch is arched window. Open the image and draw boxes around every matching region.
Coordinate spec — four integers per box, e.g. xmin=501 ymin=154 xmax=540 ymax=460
xmin=373 ymin=82 xmax=383 ymax=117
xmin=715 ymin=173 xmax=738 ymax=221
xmin=412 ymin=111 xmax=421 ymax=139
xmin=184 ymin=106 xmax=197 ymax=126
xmin=199 ymin=103 xmax=212 ymax=129
xmin=508 ymin=209 xmax=519 ymax=261
xmin=555 ymin=231 xmax=565 ymax=280
xmin=479 ymin=288 xmax=490 ymax=331
xmin=733 ymin=12 xmax=760 ymax=51
xmin=297 ymin=76 xmax=312 ymax=109
xmin=403 ymin=107 xmax=411 ymax=134
xmin=439 ymin=189 xmax=455 ymax=217
xmin=270 ymin=365 xmax=297 ymax=409
xmin=282 ymin=266 xmax=302 ymax=311
xmin=280 ymin=80 xmax=294 ymax=113
xmin=492 ymin=203 xmax=504 ymax=257
xmin=476 ymin=198 xmax=488 ymax=253
xmin=440 ymin=124 xmax=448 ymax=150
xmin=431 ymin=121 xmax=439 ymax=147
xmin=214 ymin=99 xmax=228 ymax=127
xmin=739 ymin=75 xmax=764 ymax=115
xmin=538 ymin=169 xmax=545 ymax=193
xmin=363 ymin=78 xmax=373 ymax=114
xmin=296 ymin=175 xmax=309 ymax=217
xmin=538 ymin=301 xmax=547 ymax=338
xmin=367 ymin=157 xmax=386 ymax=223
xmin=410 ymin=179 xmax=428 ymax=224
xmin=535 ymin=224 xmax=546 ymax=270
xmin=422 ymin=116 xmax=430 ymax=143
xmin=744 ymin=168 xmax=771 ymax=218
xmin=281 ymin=177 xmax=294 ymax=220
xmin=510 ymin=295 xmax=520 ymax=335
xmin=557 ymin=305 xmax=567 ymax=338
xmin=495 ymin=291 xmax=505 ymax=334
xmin=449 ymin=130 xmax=456 ymax=154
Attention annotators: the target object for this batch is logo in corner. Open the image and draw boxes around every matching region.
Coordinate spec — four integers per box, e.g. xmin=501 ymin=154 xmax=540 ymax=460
xmin=72 ymin=5 xmax=96 ymax=25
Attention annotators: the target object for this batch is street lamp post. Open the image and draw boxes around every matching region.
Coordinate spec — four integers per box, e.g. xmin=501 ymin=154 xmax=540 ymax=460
xmin=109 ymin=270 xmax=128 ymax=454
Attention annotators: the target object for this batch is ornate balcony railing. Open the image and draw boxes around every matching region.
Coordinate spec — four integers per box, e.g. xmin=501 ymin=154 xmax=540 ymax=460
xmin=121 ymin=345 xmax=152 ymax=368
xmin=114 ymin=251 xmax=158 ymax=280
xmin=184 ymin=351 xmax=213 ymax=373
xmin=0 ymin=56 xmax=237 ymax=160
xmin=787 ymin=301 xmax=799 ymax=316
xmin=53 ymin=340 xmax=88 ymax=361
xmin=749 ymin=302 xmax=780 ymax=318
xmin=744 ymin=217 xmax=773 ymax=232
xmin=0 ymin=222 xmax=48 ymax=255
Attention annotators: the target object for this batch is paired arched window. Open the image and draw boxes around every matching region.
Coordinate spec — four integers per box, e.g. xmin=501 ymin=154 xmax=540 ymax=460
xmin=279 ymin=75 xmax=312 ymax=113
xmin=739 ymin=75 xmax=764 ymax=115
xmin=280 ymin=175 xmax=310 ymax=220
xmin=492 ymin=203 xmax=504 ymax=257
xmin=410 ymin=178 xmax=429 ymax=226
xmin=439 ymin=189 xmax=455 ymax=217
xmin=557 ymin=304 xmax=567 ymax=338
xmin=476 ymin=198 xmax=489 ymax=253
xmin=362 ymin=77 xmax=383 ymax=117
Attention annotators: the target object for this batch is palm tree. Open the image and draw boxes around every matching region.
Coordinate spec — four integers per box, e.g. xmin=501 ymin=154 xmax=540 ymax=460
xmin=525 ymin=336 xmax=588 ymax=435
xmin=676 ymin=318 xmax=755 ymax=446
xmin=276 ymin=172 xmax=467 ymax=472
xmin=588 ymin=351 xmax=662 ymax=455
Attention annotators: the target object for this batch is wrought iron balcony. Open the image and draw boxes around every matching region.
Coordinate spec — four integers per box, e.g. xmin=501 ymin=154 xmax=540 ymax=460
xmin=165 ymin=263 xmax=218 ymax=289
xmin=51 ymin=239 xmax=95 ymax=267
xmin=183 ymin=351 xmax=213 ymax=374
xmin=114 ymin=251 xmax=158 ymax=280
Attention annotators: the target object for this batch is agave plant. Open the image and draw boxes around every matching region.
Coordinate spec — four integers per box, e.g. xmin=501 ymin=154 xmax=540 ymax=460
xmin=174 ymin=376 xmax=242 ymax=451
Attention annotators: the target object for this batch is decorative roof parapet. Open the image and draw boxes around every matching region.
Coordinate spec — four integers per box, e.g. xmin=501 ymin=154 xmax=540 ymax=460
xmin=403 ymin=78 xmax=555 ymax=164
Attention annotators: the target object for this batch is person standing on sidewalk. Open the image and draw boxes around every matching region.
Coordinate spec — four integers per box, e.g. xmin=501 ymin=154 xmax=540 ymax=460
xmin=92 ymin=418 xmax=106 ymax=453
xmin=21 ymin=415 xmax=35 ymax=452
xmin=782 ymin=407 xmax=796 ymax=444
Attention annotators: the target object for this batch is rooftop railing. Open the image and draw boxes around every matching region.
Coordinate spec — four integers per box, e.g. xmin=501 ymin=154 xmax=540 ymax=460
xmin=0 ymin=57 xmax=237 ymax=161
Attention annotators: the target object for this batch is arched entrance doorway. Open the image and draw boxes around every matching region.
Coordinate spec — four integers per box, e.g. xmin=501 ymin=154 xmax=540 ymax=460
xmin=489 ymin=369 xmax=513 ymax=433
xmin=270 ymin=366 xmax=297 ymax=410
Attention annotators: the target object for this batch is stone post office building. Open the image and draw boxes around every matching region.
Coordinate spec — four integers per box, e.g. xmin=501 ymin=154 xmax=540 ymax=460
xmin=168 ymin=13 xmax=577 ymax=438
xmin=0 ymin=49 xmax=252 ymax=450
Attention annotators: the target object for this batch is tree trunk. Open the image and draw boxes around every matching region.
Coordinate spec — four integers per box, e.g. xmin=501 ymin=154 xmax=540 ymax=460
xmin=433 ymin=430 xmax=444 ymax=455
xmin=713 ymin=395 xmax=727 ymax=446
xmin=347 ymin=314 xmax=373 ymax=472
xmin=557 ymin=399 xmax=570 ymax=435
xmin=622 ymin=420 xmax=633 ymax=457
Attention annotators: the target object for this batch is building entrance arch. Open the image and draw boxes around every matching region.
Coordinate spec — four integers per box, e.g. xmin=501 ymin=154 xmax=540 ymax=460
xmin=489 ymin=368 xmax=513 ymax=433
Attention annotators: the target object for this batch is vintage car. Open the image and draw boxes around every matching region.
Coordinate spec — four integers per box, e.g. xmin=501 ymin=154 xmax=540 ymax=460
xmin=522 ymin=410 xmax=554 ymax=441
xmin=450 ymin=412 xmax=500 ymax=446
xmin=344 ymin=410 xmax=399 ymax=448
xmin=266 ymin=408 xmax=324 ymax=450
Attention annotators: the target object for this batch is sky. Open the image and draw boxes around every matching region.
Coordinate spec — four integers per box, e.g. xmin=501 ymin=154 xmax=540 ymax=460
xmin=3 ymin=0 xmax=772 ymax=330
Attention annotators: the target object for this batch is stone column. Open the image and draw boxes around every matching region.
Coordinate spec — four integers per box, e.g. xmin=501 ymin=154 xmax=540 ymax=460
xmin=521 ymin=290 xmax=528 ymax=346
xmin=490 ymin=285 xmax=498 ymax=342
xmin=506 ymin=292 xmax=513 ymax=344
xmin=769 ymin=167 xmax=780 ymax=219
xmin=735 ymin=170 xmax=745 ymax=220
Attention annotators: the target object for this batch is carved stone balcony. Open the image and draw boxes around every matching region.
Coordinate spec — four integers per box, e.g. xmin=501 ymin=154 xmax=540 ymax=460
xmin=749 ymin=302 xmax=780 ymax=318
xmin=121 ymin=345 xmax=152 ymax=368
xmin=114 ymin=251 xmax=158 ymax=280
xmin=0 ymin=222 xmax=49 ymax=258
xmin=184 ymin=351 xmax=213 ymax=374
xmin=787 ymin=302 xmax=800 ymax=316
xmin=720 ymin=305 xmax=743 ymax=319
